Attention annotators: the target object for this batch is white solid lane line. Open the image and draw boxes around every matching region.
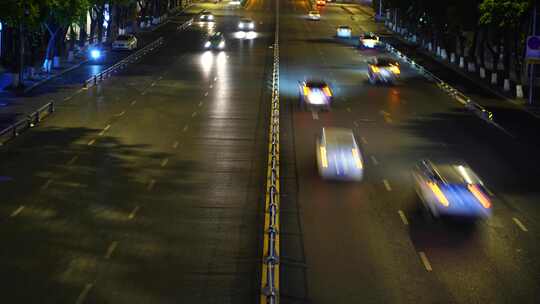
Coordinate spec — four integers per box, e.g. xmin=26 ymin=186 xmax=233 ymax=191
xmin=383 ymin=179 xmax=392 ymax=191
xmin=513 ymin=217 xmax=528 ymax=232
xmin=311 ymin=111 xmax=319 ymax=120
xmin=398 ymin=210 xmax=409 ymax=225
xmin=10 ymin=206 xmax=25 ymax=217
xmin=370 ymin=155 xmax=378 ymax=166
xmin=128 ymin=206 xmax=140 ymax=220
xmin=104 ymin=241 xmax=118 ymax=259
xmin=75 ymin=283 xmax=93 ymax=304
xmin=418 ymin=251 xmax=433 ymax=271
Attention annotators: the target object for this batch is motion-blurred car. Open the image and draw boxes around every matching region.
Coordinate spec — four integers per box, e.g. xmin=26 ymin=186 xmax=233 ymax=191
xmin=199 ymin=11 xmax=214 ymax=21
xmin=336 ymin=25 xmax=352 ymax=38
xmin=316 ymin=127 xmax=364 ymax=181
xmin=367 ymin=57 xmax=400 ymax=84
xmin=204 ymin=32 xmax=226 ymax=50
xmin=112 ymin=34 xmax=138 ymax=51
xmin=359 ymin=32 xmax=380 ymax=48
xmin=298 ymin=80 xmax=333 ymax=110
xmin=308 ymin=11 xmax=321 ymax=21
xmin=412 ymin=160 xmax=492 ymax=220
xmin=238 ymin=18 xmax=255 ymax=30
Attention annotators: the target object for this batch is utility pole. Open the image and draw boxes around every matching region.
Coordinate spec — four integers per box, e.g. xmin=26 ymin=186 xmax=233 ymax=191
xmin=529 ymin=1 xmax=538 ymax=104
xmin=18 ymin=21 xmax=24 ymax=87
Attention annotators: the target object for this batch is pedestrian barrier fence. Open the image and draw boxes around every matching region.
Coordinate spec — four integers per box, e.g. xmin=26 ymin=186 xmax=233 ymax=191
xmin=83 ymin=37 xmax=165 ymax=88
xmin=0 ymin=101 xmax=55 ymax=146
xmin=383 ymin=41 xmax=495 ymax=125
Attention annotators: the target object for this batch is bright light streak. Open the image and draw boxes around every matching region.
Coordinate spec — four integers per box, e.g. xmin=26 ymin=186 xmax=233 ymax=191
xmin=428 ymin=182 xmax=449 ymax=207
xmin=352 ymin=149 xmax=363 ymax=169
xmin=245 ymin=31 xmax=257 ymax=39
xmin=320 ymin=146 xmax=328 ymax=168
xmin=204 ymin=41 xmax=211 ymax=48
xmin=200 ymin=51 xmax=214 ymax=77
xmin=468 ymin=184 xmax=492 ymax=209
xmin=457 ymin=165 xmax=473 ymax=184
xmin=235 ymin=31 xmax=247 ymax=39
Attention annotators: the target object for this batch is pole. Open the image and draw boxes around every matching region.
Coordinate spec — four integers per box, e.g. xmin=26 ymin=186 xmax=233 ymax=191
xmin=18 ymin=21 xmax=24 ymax=88
xmin=529 ymin=2 xmax=537 ymax=105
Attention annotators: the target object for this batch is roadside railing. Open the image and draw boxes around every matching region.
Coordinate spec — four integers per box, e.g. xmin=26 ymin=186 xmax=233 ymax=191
xmin=261 ymin=1 xmax=280 ymax=304
xmin=0 ymin=101 xmax=55 ymax=146
xmin=383 ymin=41 xmax=496 ymax=125
xmin=83 ymin=37 xmax=165 ymax=88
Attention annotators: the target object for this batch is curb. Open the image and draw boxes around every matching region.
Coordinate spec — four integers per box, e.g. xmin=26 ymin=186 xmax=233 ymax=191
xmin=23 ymin=59 xmax=89 ymax=94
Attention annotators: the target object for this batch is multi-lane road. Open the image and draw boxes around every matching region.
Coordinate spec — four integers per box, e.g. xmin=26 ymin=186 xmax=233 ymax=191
xmin=279 ymin=1 xmax=539 ymax=304
xmin=0 ymin=0 xmax=539 ymax=303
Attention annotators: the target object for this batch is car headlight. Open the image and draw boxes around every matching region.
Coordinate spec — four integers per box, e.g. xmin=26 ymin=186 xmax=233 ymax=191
xmin=249 ymin=23 xmax=254 ymax=29
xmin=218 ymin=41 xmax=225 ymax=48
xmin=239 ymin=23 xmax=244 ymax=28
xmin=208 ymin=15 xmax=214 ymax=20
xmin=90 ymin=49 xmax=102 ymax=60
xmin=204 ymin=41 xmax=211 ymax=48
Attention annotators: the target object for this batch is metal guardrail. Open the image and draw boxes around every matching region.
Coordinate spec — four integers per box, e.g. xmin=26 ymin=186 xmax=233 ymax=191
xmin=0 ymin=101 xmax=55 ymax=146
xmin=261 ymin=1 xmax=280 ymax=303
xmin=83 ymin=37 xmax=165 ymax=88
xmin=383 ymin=41 xmax=496 ymax=125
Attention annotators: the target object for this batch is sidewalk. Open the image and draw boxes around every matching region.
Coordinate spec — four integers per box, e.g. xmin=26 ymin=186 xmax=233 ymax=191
xmin=0 ymin=6 xmax=195 ymax=138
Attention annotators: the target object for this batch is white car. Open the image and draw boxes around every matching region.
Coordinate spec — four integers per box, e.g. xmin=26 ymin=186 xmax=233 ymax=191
xmin=412 ymin=160 xmax=492 ymax=220
xmin=359 ymin=32 xmax=380 ymax=48
xmin=336 ymin=25 xmax=352 ymax=38
xmin=316 ymin=127 xmax=364 ymax=181
xmin=199 ymin=11 xmax=214 ymax=22
xmin=308 ymin=11 xmax=321 ymax=21
xmin=367 ymin=57 xmax=401 ymax=84
xmin=238 ymin=18 xmax=255 ymax=30
xmin=229 ymin=0 xmax=241 ymax=5
xmin=112 ymin=34 xmax=138 ymax=51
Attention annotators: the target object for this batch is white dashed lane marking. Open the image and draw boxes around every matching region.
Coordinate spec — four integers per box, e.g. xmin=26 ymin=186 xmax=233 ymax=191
xmin=172 ymin=141 xmax=179 ymax=149
xmin=87 ymin=139 xmax=96 ymax=146
xmin=183 ymin=125 xmax=189 ymax=132
xmin=130 ymin=100 xmax=137 ymax=106
xmin=147 ymin=179 xmax=156 ymax=191
xmin=418 ymin=251 xmax=433 ymax=272
xmin=10 ymin=206 xmax=25 ymax=217
xmin=311 ymin=111 xmax=319 ymax=120
xmin=383 ymin=179 xmax=392 ymax=191
xmin=161 ymin=158 xmax=169 ymax=167
xmin=360 ymin=137 xmax=368 ymax=145
xmin=41 ymin=179 xmax=53 ymax=190
xmin=99 ymin=125 xmax=111 ymax=136
xmin=75 ymin=283 xmax=93 ymax=304
xmin=67 ymin=155 xmax=79 ymax=166
xmin=104 ymin=241 xmax=118 ymax=259
xmin=398 ymin=210 xmax=409 ymax=225
xmin=513 ymin=217 xmax=528 ymax=232
xmin=128 ymin=206 xmax=140 ymax=220
xmin=370 ymin=155 xmax=378 ymax=166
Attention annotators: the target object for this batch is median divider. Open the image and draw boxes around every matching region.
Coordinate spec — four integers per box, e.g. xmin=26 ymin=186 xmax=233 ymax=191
xmin=0 ymin=101 xmax=55 ymax=146
xmin=261 ymin=1 xmax=280 ymax=303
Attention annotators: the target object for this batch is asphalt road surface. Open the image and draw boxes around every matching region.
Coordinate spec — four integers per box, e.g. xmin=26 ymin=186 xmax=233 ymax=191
xmin=0 ymin=2 xmax=273 ymax=303
xmin=279 ymin=1 xmax=540 ymax=303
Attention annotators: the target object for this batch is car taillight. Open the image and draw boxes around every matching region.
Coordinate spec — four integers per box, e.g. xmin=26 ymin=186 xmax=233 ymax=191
xmin=351 ymin=149 xmax=362 ymax=169
xmin=468 ymin=184 xmax=491 ymax=209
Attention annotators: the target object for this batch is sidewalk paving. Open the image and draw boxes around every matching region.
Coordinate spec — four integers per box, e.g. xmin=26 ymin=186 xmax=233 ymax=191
xmin=0 ymin=6 xmax=195 ymax=134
